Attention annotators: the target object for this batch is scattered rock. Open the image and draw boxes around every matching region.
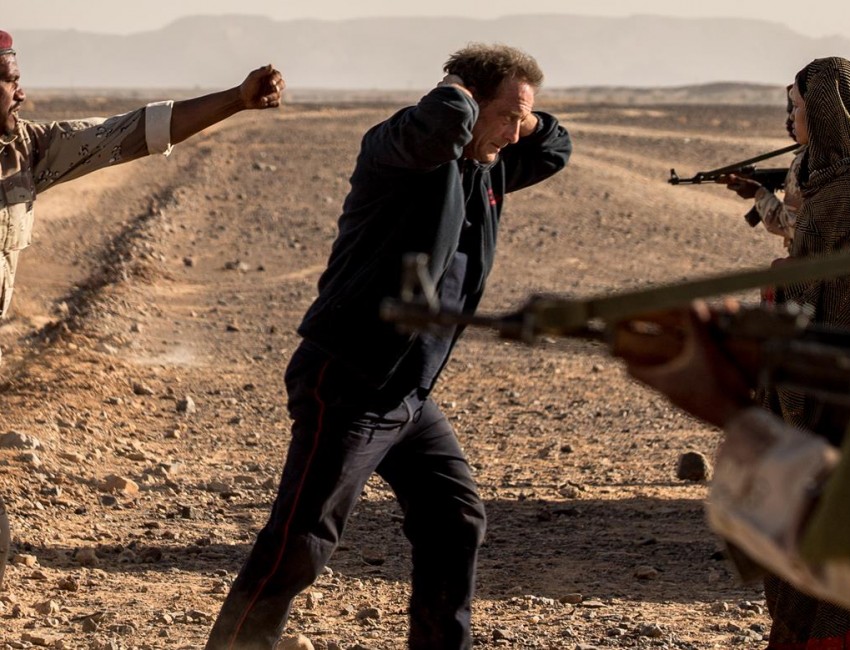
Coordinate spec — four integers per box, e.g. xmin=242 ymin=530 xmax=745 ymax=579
xmin=58 ymin=576 xmax=80 ymax=592
xmin=677 ymin=451 xmax=711 ymax=481
xmin=355 ymin=606 xmax=382 ymax=621
xmin=74 ymin=547 xmax=100 ymax=567
xmin=492 ymin=628 xmax=512 ymax=641
xmin=224 ymin=260 xmax=251 ymax=272
xmin=176 ymin=396 xmax=196 ymax=414
xmin=634 ymin=565 xmax=660 ymax=580
xmin=276 ymin=635 xmax=314 ymax=650
xmin=99 ymin=475 xmax=140 ymax=496
xmin=0 ymin=431 xmax=42 ymax=450
xmin=132 ymin=382 xmax=155 ymax=396
xmin=34 ymin=599 xmax=60 ymax=615
xmin=639 ymin=623 xmax=665 ymax=638
xmin=361 ymin=548 xmax=386 ymax=566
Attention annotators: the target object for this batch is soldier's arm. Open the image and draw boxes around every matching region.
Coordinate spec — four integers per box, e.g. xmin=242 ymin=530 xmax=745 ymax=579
xmin=169 ymin=64 xmax=282 ymax=145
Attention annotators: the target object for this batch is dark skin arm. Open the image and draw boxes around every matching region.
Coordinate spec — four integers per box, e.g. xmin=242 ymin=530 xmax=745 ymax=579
xmin=725 ymin=173 xmax=762 ymax=199
xmin=170 ymin=64 xmax=283 ymax=145
xmin=611 ymin=301 xmax=755 ymax=428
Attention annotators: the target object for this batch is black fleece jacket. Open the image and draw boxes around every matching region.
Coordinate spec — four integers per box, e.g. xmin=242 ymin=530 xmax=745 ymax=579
xmin=298 ymin=85 xmax=572 ymax=389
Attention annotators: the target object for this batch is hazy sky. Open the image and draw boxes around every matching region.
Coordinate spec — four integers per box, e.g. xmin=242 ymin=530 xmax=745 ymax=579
xmin=3 ymin=0 xmax=849 ymax=40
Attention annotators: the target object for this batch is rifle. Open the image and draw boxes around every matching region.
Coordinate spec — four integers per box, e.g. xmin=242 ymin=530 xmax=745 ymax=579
xmin=668 ymin=144 xmax=799 ymax=228
xmin=380 ymin=252 xmax=850 ymax=406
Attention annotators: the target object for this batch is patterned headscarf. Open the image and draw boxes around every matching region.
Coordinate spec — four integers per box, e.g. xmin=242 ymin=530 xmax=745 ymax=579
xmin=794 ymin=57 xmax=850 ymax=193
xmin=0 ymin=31 xmax=14 ymax=57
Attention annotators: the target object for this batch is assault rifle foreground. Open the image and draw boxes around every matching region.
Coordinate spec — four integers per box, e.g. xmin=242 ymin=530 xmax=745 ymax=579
xmin=668 ymin=143 xmax=798 ymax=228
xmin=381 ymin=252 xmax=850 ymax=407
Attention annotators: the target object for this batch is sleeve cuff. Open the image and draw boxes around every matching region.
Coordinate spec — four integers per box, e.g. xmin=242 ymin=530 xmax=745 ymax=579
xmin=145 ymin=100 xmax=174 ymax=156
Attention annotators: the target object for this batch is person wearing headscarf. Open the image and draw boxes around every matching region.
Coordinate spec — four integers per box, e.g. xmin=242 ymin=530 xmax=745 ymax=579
xmin=0 ymin=27 xmax=283 ymax=593
xmin=758 ymin=55 xmax=850 ymax=649
xmin=0 ymin=29 xmax=284 ymax=321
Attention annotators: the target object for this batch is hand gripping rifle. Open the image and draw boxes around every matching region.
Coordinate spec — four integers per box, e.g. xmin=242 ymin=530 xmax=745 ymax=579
xmin=668 ymin=143 xmax=799 ymax=228
xmin=381 ymin=252 xmax=850 ymax=407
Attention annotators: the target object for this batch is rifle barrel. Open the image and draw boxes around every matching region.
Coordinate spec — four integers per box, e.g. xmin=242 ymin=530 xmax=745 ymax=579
xmin=668 ymin=143 xmax=799 ymax=185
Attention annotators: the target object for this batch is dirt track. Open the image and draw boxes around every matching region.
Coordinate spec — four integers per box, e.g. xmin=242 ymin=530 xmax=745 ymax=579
xmin=0 ymin=94 xmax=795 ymax=649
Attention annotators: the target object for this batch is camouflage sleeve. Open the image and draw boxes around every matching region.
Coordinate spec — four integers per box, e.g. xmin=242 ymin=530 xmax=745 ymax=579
xmin=754 ymin=150 xmax=804 ymax=239
xmin=754 ymin=187 xmax=796 ymax=238
xmin=27 ymin=101 xmax=174 ymax=193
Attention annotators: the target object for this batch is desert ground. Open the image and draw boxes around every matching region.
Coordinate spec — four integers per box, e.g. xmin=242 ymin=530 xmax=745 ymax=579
xmin=0 ymin=89 xmax=798 ymax=649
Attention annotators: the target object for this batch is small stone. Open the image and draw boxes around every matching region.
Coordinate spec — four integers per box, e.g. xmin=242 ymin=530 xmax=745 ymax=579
xmin=81 ymin=611 xmax=106 ymax=632
xmin=355 ymin=606 xmax=381 ymax=621
xmin=74 ymin=547 xmax=99 ymax=567
xmin=176 ymin=396 xmax=196 ymax=414
xmin=580 ymin=600 xmax=607 ymax=608
xmin=559 ymin=592 xmax=583 ymax=604
xmin=12 ymin=553 xmax=38 ymax=567
xmin=58 ymin=576 xmax=80 ymax=592
xmin=19 ymin=451 xmax=42 ymax=467
xmin=21 ymin=631 xmax=60 ymax=646
xmin=634 ymin=565 xmax=660 ymax=580
xmin=492 ymin=629 xmax=512 ymax=641
xmin=677 ymin=451 xmax=711 ymax=481
xmin=0 ymin=431 xmax=42 ymax=450
xmin=133 ymin=382 xmax=155 ymax=396
xmin=34 ymin=599 xmax=60 ymax=615
xmin=276 ymin=634 xmax=314 ymax=650
xmin=99 ymin=475 xmax=140 ymax=496
xmin=59 ymin=451 xmax=86 ymax=464
xmin=639 ymin=623 xmax=665 ymax=638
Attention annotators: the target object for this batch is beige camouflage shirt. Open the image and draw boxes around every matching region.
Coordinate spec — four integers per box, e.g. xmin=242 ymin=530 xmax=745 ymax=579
xmin=754 ymin=147 xmax=805 ymax=249
xmin=0 ymin=101 xmax=173 ymax=318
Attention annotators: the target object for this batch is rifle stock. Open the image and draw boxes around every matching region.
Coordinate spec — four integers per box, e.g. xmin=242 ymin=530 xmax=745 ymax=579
xmin=668 ymin=144 xmax=798 ymax=227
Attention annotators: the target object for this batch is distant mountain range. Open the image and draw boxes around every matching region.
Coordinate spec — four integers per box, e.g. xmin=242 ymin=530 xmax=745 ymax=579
xmin=12 ymin=14 xmax=850 ymax=90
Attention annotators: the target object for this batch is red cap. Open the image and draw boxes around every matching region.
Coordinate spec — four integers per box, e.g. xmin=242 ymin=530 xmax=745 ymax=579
xmin=0 ymin=31 xmax=15 ymax=56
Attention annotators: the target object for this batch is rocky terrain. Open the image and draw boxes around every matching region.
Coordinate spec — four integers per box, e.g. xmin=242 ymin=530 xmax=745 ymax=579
xmin=0 ymin=92 xmax=797 ymax=649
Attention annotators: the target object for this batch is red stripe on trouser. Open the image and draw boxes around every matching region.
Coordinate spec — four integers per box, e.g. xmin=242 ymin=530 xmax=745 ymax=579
xmin=226 ymin=360 xmax=331 ymax=649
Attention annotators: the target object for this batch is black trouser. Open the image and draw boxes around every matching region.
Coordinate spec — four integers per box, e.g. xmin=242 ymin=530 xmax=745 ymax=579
xmin=205 ymin=343 xmax=487 ymax=650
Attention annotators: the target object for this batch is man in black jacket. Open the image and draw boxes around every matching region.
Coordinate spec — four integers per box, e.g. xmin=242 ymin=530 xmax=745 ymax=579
xmin=206 ymin=43 xmax=572 ymax=650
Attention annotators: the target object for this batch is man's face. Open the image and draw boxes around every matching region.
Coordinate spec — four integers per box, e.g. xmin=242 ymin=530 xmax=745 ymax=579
xmin=465 ymin=77 xmax=535 ymax=163
xmin=0 ymin=54 xmax=24 ymax=138
xmin=790 ymin=82 xmax=808 ymax=146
